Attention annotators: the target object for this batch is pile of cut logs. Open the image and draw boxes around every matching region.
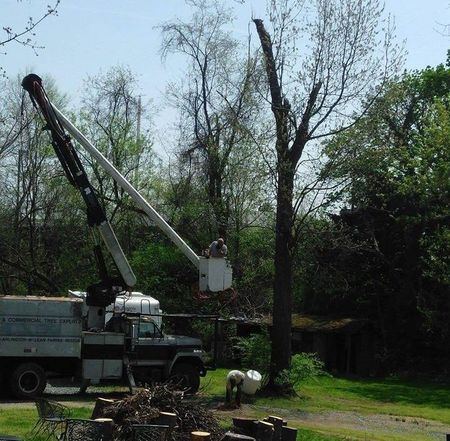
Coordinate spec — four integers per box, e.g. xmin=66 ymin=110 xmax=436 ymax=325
xmin=193 ymin=416 xmax=298 ymax=441
xmin=91 ymin=388 xmax=298 ymax=441
xmin=91 ymin=388 xmax=223 ymax=441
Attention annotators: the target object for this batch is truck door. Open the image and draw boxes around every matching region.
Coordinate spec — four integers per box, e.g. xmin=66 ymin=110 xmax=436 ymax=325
xmin=132 ymin=317 xmax=175 ymax=365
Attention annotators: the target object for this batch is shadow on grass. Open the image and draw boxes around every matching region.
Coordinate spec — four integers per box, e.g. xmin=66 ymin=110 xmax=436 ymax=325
xmin=0 ymin=389 xmax=128 ymax=405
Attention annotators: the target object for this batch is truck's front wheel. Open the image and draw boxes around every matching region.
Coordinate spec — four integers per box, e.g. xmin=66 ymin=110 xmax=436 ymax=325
xmin=170 ymin=363 xmax=200 ymax=394
xmin=10 ymin=363 xmax=47 ymax=399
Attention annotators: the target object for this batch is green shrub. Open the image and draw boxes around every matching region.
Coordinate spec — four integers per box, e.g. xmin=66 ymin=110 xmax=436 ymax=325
xmin=277 ymin=352 xmax=329 ymax=388
xmin=234 ymin=334 xmax=329 ymax=391
xmin=234 ymin=331 xmax=271 ymax=379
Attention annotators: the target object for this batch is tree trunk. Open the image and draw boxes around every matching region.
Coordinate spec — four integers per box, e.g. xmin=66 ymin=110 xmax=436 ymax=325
xmin=269 ymin=156 xmax=295 ymax=385
xmin=208 ymin=154 xmax=227 ymax=238
xmin=253 ymin=18 xmax=296 ymax=388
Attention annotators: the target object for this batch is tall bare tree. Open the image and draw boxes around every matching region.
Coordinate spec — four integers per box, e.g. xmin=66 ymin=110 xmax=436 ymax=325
xmin=80 ymin=66 xmax=155 ymax=226
xmin=1 ymin=1 xmax=60 ymax=76
xmin=160 ymin=0 xmax=262 ymax=239
xmin=0 ymin=75 xmax=69 ymax=294
xmin=253 ymin=0 xmax=403 ymax=386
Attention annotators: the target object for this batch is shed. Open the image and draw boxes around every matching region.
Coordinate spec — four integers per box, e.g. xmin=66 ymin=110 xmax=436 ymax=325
xmin=236 ymin=314 xmax=375 ymax=376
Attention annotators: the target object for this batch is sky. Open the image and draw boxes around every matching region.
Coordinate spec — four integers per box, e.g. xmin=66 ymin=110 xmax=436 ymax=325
xmin=1 ymin=0 xmax=450 ymax=153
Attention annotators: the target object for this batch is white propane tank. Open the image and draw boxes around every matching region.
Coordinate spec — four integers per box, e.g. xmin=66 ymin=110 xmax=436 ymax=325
xmin=69 ymin=290 xmax=163 ymax=329
xmin=241 ymin=370 xmax=262 ymax=395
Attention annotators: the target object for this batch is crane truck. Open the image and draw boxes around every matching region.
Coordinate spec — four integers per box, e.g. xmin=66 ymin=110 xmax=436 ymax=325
xmin=0 ymin=74 xmax=232 ymax=399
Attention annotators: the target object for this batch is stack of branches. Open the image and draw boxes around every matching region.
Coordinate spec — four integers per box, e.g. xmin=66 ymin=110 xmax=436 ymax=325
xmin=99 ymin=385 xmax=223 ymax=441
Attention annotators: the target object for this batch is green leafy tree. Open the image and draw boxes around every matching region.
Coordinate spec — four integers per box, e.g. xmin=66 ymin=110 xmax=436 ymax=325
xmin=130 ymin=238 xmax=196 ymax=312
xmin=235 ymin=331 xmax=271 ymax=384
xmin=315 ymin=62 xmax=450 ymax=371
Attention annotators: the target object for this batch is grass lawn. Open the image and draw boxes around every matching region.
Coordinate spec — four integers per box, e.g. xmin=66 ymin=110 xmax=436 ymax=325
xmin=0 ymin=406 xmax=92 ymax=440
xmin=200 ymin=369 xmax=450 ymax=424
xmin=300 ymin=375 xmax=450 ymax=424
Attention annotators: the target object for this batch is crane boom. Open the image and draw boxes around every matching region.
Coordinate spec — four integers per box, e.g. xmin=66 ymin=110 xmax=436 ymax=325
xmin=21 ymin=74 xmax=136 ymax=300
xmin=52 ymin=105 xmax=201 ymax=269
xmin=22 ymin=73 xmax=232 ymax=294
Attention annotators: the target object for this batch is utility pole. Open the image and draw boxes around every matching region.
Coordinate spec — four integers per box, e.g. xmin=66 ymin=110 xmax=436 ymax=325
xmin=136 ymin=95 xmax=142 ymax=143
xmin=134 ymin=95 xmax=142 ymax=185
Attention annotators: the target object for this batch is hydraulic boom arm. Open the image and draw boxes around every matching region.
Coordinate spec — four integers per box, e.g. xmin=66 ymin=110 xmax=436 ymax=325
xmin=22 ymin=74 xmax=232 ymax=294
xmin=22 ymin=74 xmax=136 ymax=306
xmin=52 ymin=105 xmax=200 ymax=268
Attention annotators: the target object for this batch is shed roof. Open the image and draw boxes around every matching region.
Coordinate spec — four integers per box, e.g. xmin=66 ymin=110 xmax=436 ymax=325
xmin=289 ymin=314 xmax=371 ymax=333
xmin=237 ymin=314 xmax=371 ymax=334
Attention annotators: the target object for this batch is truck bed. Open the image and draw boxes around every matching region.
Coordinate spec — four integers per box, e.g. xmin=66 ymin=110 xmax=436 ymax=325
xmin=0 ymin=295 xmax=84 ymax=358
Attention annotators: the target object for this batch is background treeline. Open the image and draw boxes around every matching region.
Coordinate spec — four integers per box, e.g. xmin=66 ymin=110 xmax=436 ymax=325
xmin=1 ymin=4 xmax=449 ymax=376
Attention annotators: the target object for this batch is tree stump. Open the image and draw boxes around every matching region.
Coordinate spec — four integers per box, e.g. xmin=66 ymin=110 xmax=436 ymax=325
xmin=191 ymin=431 xmax=211 ymax=441
xmin=94 ymin=418 xmax=114 ymax=441
xmin=155 ymin=412 xmax=178 ymax=440
xmin=91 ymin=398 xmax=115 ymax=419
xmin=266 ymin=416 xmax=283 ymax=441
xmin=232 ymin=417 xmax=259 ymax=437
xmin=156 ymin=412 xmax=178 ymax=428
xmin=256 ymin=421 xmax=273 ymax=441
xmin=281 ymin=426 xmax=297 ymax=441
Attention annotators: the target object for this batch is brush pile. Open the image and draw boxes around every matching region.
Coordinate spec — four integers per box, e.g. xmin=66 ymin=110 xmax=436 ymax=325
xmin=98 ymin=386 xmax=224 ymax=441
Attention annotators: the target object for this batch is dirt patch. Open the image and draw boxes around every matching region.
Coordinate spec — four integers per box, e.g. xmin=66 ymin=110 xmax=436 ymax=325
xmin=214 ymin=404 xmax=450 ymax=441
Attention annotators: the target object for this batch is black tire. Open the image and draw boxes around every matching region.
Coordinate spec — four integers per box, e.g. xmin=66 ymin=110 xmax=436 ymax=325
xmin=169 ymin=362 xmax=200 ymax=394
xmin=10 ymin=362 xmax=47 ymax=399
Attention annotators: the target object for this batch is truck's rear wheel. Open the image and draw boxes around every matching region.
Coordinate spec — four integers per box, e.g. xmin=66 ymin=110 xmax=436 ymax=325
xmin=10 ymin=363 xmax=47 ymax=399
xmin=170 ymin=362 xmax=200 ymax=394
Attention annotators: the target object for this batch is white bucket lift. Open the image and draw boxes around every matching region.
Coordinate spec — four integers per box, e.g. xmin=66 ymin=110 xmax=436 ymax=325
xmin=199 ymin=257 xmax=233 ymax=292
xmin=53 ymin=106 xmax=232 ymax=293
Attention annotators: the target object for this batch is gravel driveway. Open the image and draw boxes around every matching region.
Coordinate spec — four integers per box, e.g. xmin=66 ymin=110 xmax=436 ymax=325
xmin=217 ymin=403 xmax=450 ymax=441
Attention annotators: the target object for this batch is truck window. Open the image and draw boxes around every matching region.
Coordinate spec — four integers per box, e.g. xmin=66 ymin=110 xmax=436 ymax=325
xmin=138 ymin=320 xmax=161 ymax=338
